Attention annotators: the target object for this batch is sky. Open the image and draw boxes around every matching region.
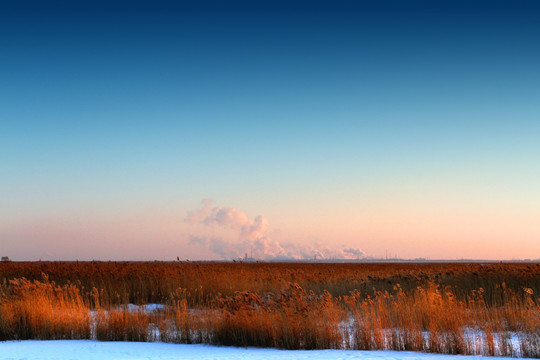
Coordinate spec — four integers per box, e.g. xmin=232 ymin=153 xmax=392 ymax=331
xmin=1 ymin=0 xmax=539 ymax=261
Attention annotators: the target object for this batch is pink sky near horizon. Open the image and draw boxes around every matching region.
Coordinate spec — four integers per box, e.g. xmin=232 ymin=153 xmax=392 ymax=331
xmin=1 ymin=195 xmax=538 ymax=261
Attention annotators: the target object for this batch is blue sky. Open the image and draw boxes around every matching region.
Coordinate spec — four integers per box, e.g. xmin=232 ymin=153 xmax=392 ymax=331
xmin=1 ymin=1 xmax=539 ymax=260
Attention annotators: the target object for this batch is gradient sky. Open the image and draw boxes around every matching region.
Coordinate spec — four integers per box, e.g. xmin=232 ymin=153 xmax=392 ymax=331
xmin=1 ymin=0 xmax=539 ymax=260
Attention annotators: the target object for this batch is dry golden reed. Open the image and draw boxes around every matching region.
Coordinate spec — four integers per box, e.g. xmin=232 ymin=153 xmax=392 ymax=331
xmin=0 ymin=261 xmax=538 ymax=357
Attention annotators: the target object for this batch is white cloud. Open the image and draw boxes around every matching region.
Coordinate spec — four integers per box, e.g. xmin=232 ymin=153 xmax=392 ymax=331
xmin=186 ymin=199 xmax=365 ymax=261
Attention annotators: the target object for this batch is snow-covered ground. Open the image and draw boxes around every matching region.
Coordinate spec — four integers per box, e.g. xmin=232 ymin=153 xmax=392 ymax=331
xmin=0 ymin=341 xmax=518 ymax=360
xmin=120 ymin=303 xmax=167 ymax=313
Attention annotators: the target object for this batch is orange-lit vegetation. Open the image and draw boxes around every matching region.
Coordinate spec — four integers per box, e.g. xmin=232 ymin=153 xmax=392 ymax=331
xmin=0 ymin=262 xmax=538 ymax=357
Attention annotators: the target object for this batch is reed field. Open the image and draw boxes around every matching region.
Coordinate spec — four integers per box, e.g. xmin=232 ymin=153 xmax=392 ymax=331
xmin=0 ymin=261 xmax=538 ymax=357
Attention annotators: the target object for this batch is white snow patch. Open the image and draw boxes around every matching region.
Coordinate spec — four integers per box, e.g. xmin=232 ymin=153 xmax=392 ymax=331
xmin=0 ymin=340 xmax=519 ymax=360
xmin=121 ymin=303 xmax=167 ymax=313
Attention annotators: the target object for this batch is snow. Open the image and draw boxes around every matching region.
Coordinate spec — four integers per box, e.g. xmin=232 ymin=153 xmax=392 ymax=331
xmin=121 ymin=303 xmax=167 ymax=313
xmin=0 ymin=341 xmax=518 ymax=360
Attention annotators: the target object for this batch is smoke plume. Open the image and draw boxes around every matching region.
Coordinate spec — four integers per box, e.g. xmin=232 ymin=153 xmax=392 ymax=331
xmin=186 ymin=199 xmax=365 ymax=261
